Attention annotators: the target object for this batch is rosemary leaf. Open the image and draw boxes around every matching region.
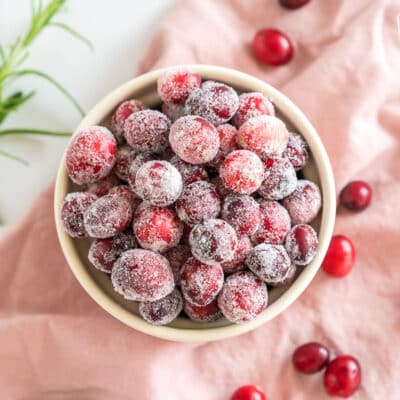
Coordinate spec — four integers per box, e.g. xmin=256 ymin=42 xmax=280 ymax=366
xmin=0 ymin=128 xmax=70 ymax=137
xmin=49 ymin=22 xmax=94 ymax=50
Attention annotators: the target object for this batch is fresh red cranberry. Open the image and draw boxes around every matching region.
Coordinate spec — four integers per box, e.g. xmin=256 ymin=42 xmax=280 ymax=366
xmin=322 ymin=235 xmax=355 ymax=278
xmin=279 ymin=0 xmax=310 ymax=9
xmin=285 ymin=224 xmax=318 ymax=265
xmin=183 ymin=298 xmax=222 ymax=322
xmin=324 ymin=355 xmax=361 ymax=398
xmin=339 ymin=181 xmax=372 ymax=211
xmin=293 ymin=342 xmax=330 ymax=374
xmin=233 ymin=92 xmax=274 ymax=127
xmin=252 ymin=28 xmax=294 ymax=66
xmin=231 ymin=385 xmax=267 ymax=400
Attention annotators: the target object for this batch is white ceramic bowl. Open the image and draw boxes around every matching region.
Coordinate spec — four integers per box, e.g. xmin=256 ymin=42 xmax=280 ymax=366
xmin=54 ymin=65 xmax=335 ymax=342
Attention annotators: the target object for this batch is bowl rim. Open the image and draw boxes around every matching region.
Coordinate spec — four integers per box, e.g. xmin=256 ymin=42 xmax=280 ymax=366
xmin=54 ymin=64 xmax=336 ymax=342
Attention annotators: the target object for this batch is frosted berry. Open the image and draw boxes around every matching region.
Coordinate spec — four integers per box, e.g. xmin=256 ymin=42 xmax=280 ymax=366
xmin=66 ymin=126 xmax=117 ymax=185
xmin=161 ymin=102 xmax=186 ymax=122
xmin=165 ymin=244 xmax=191 ymax=284
xmin=322 ymin=235 xmax=355 ymax=278
xmin=169 ymin=116 xmax=219 ymax=164
xmin=61 ymin=192 xmax=98 ymax=238
xmin=218 ymin=271 xmax=268 ymax=324
xmin=127 ymin=152 xmax=154 ymax=193
xmin=114 ymin=145 xmax=135 ymax=181
xmin=111 ymin=249 xmax=174 ymax=301
xmin=183 ymin=298 xmax=222 ymax=322
xmin=279 ymin=0 xmax=310 ymax=9
xmin=339 ymin=181 xmax=372 ymax=211
xmin=283 ymin=133 xmax=309 ymax=171
xmin=108 ymin=185 xmax=141 ymax=211
xmin=180 ymin=257 xmax=224 ymax=306
xmin=87 ymin=174 xmax=119 ymax=197
xmin=285 ymin=224 xmax=318 ymax=265
xmin=222 ymin=235 xmax=252 ymax=274
xmin=293 ymin=342 xmax=330 ymax=374
xmin=170 ymin=155 xmax=208 ymax=185
xmin=231 ymin=385 xmax=267 ymax=400
xmin=280 ymin=263 xmax=297 ymax=286
xmin=219 ymin=150 xmax=264 ymax=195
xmin=209 ymin=124 xmax=239 ymax=167
xmin=233 ymin=92 xmax=275 ymax=127
xmin=133 ymin=202 xmax=183 ymax=253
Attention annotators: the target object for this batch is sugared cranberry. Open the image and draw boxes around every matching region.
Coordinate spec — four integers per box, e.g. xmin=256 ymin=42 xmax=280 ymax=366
xmin=133 ymin=202 xmax=182 ymax=253
xmin=246 ymin=243 xmax=291 ymax=285
xmin=165 ymin=244 xmax=191 ymax=284
xmin=218 ymin=271 xmax=268 ymax=324
xmin=219 ymin=150 xmax=264 ymax=195
xmin=211 ymin=176 xmax=233 ymax=198
xmin=231 ymin=385 xmax=267 ymax=400
xmin=279 ymin=0 xmax=310 ymax=10
xmin=124 ymin=109 xmax=170 ymax=153
xmin=127 ymin=152 xmax=154 ymax=193
xmin=114 ymin=145 xmax=135 ymax=181
xmin=285 ymin=224 xmax=318 ymax=265
xmin=339 ymin=181 xmax=372 ymax=211
xmin=87 ymin=174 xmax=119 ymax=197
xmin=134 ymin=160 xmax=182 ymax=207
xmin=169 ymin=116 xmax=220 ymax=164
xmin=111 ymin=249 xmax=174 ymax=301
xmin=139 ymin=288 xmax=183 ymax=326
xmin=61 ymin=192 xmax=98 ymax=237
xmin=258 ymin=157 xmax=297 ymax=200
xmin=176 ymin=181 xmax=221 ymax=225
xmin=236 ymin=115 xmax=289 ymax=158
xmin=83 ymin=193 xmax=132 ymax=238
xmin=88 ymin=231 xmax=136 ymax=273
xmin=283 ymin=133 xmax=309 ymax=171
xmin=233 ymin=92 xmax=275 ymax=127
xmin=161 ymin=102 xmax=186 ymax=122
xmin=185 ymin=81 xmax=239 ymax=126
xmin=183 ymin=298 xmax=222 ymax=322
xmin=293 ymin=342 xmax=330 ymax=374
xmin=251 ymin=200 xmax=291 ymax=245
xmin=170 ymin=155 xmax=208 ymax=185
xmin=209 ymin=124 xmax=239 ymax=167
xmin=221 ymin=194 xmax=261 ymax=236
xmin=66 ymin=126 xmax=117 ymax=185
xmin=157 ymin=68 xmax=201 ymax=104
xmin=180 ymin=257 xmax=224 ymax=306
xmin=108 ymin=185 xmax=141 ymax=211
xmin=280 ymin=263 xmax=297 ymax=286
xmin=252 ymin=28 xmax=294 ymax=66
xmin=189 ymin=219 xmax=238 ymax=265
xmin=282 ymin=180 xmax=322 ymax=224
xmin=322 ymin=235 xmax=355 ymax=278
xmin=222 ymin=235 xmax=252 ymax=274
xmin=324 ymin=355 xmax=361 ymax=398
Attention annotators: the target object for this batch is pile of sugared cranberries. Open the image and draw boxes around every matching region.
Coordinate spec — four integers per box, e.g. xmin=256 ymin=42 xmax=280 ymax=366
xmin=61 ymin=67 xmax=321 ymax=326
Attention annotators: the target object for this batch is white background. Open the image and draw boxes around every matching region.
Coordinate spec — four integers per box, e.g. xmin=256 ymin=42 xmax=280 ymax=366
xmin=0 ymin=0 xmax=175 ymax=236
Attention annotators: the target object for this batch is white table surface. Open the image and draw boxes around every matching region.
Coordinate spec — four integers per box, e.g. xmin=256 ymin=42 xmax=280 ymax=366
xmin=0 ymin=0 xmax=176 ymax=236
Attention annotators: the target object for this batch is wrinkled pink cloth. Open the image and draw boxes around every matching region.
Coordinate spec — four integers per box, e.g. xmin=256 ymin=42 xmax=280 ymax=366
xmin=1 ymin=0 xmax=399 ymax=398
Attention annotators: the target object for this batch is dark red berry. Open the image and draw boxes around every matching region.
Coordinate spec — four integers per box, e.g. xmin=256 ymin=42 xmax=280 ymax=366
xmin=293 ymin=342 xmax=330 ymax=374
xmin=322 ymin=235 xmax=355 ymax=278
xmin=231 ymin=385 xmax=267 ymax=400
xmin=279 ymin=0 xmax=310 ymax=9
xmin=339 ymin=181 xmax=372 ymax=211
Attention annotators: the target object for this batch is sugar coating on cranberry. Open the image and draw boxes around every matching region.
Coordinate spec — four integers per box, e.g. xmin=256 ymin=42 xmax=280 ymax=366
xmin=233 ymin=92 xmax=275 ymax=127
xmin=66 ymin=126 xmax=117 ymax=185
xmin=285 ymin=224 xmax=318 ymax=266
xmin=176 ymin=181 xmax=221 ymax=225
xmin=185 ymin=81 xmax=239 ymax=126
xmin=209 ymin=124 xmax=239 ymax=167
xmin=61 ymin=192 xmax=98 ymax=238
xmin=169 ymin=116 xmax=220 ymax=164
xmin=111 ymin=249 xmax=174 ymax=302
xmin=170 ymin=155 xmax=208 ymax=185
xmin=83 ymin=194 xmax=133 ymax=238
xmin=282 ymin=180 xmax=322 ymax=224
xmin=111 ymin=99 xmax=146 ymax=143
xmin=161 ymin=102 xmax=186 ymax=122
xmin=133 ymin=202 xmax=182 ymax=253
xmin=221 ymin=235 xmax=252 ymax=274
xmin=236 ymin=115 xmax=289 ymax=158
xmin=114 ymin=145 xmax=135 ymax=181
xmin=218 ymin=271 xmax=268 ymax=324
xmin=189 ymin=219 xmax=238 ymax=265
xmin=124 ymin=109 xmax=171 ymax=153
xmin=88 ymin=231 xmax=136 ymax=273
xmin=245 ymin=243 xmax=291 ymax=286
xmin=219 ymin=150 xmax=264 ymax=195
xmin=183 ymin=298 xmax=222 ymax=322
xmin=180 ymin=257 xmax=224 ymax=306
xmin=87 ymin=174 xmax=119 ymax=197
xmin=280 ymin=263 xmax=297 ymax=286
xmin=165 ymin=244 xmax=191 ymax=284
xmin=258 ymin=157 xmax=297 ymax=200
xmin=108 ymin=185 xmax=141 ymax=211
xmin=139 ymin=288 xmax=183 ymax=325
xmin=127 ymin=152 xmax=154 ymax=193
xmin=283 ymin=133 xmax=309 ymax=171
xmin=134 ymin=160 xmax=183 ymax=206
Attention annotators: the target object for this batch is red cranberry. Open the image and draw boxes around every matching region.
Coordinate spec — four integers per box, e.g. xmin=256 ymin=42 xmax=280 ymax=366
xmin=233 ymin=92 xmax=275 ymax=127
xmin=111 ymin=249 xmax=174 ymax=301
xmin=127 ymin=152 xmax=154 ymax=193
xmin=124 ymin=109 xmax=170 ymax=153
xmin=133 ymin=202 xmax=182 ymax=253
xmin=322 ymin=235 xmax=355 ymax=278
xmin=285 ymin=224 xmax=318 ymax=265
xmin=218 ymin=271 xmax=268 ymax=324
xmin=279 ymin=0 xmax=310 ymax=10
xmin=324 ymin=355 xmax=361 ymax=398
xmin=165 ymin=244 xmax=191 ymax=284
xmin=236 ymin=115 xmax=289 ymax=158
xmin=170 ymin=155 xmax=208 ymax=186
xmin=252 ymin=28 xmax=294 ymax=66
xmin=139 ymin=288 xmax=183 ymax=325
xmin=108 ymin=185 xmax=141 ymax=211
xmin=219 ymin=150 xmax=265 ymax=195
xmin=176 ymin=181 xmax=221 ymax=225
xmin=87 ymin=174 xmax=119 ymax=197
xmin=180 ymin=257 xmax=224 ymax=306
xmin=293 ymin=342 xmax=330 ymax=374
xmin=114 ymin=145 xmax=135 ymax=181
xmin=231 ymin=385 xmax=267 ymax=400
xmin=169 ymin=116 xmax=220 ymax=164
xmin=61 ymin=192 xmax=98 ymax=238
xmin=183 ymin=298 xmax=222 ymax=322
xmin=339 ymin=180 xmax=372 ymax=211
xmin=157 ymin=68 xmax=201 ymax=104
xmin=283 ymin=133 xmax=309 ymax=171
xmin=209 ymin=124 xmax=239 ymax=167
xmin=66 ymin=126 xmax=117 ymax=185
xmin=189 ymin=219 xmax=238 ymax=265
xmin=161 ymin=102 xmax=186 ymax=122
xmin=222 ymin=235 xmax=252 ymax=274
xmin=280 ymin=263 xmax=297 ymax=286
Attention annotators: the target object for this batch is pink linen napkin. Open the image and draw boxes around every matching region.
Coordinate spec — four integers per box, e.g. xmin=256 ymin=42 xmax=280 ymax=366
xmin=1 ymin=0 xmax=400 ymax=398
